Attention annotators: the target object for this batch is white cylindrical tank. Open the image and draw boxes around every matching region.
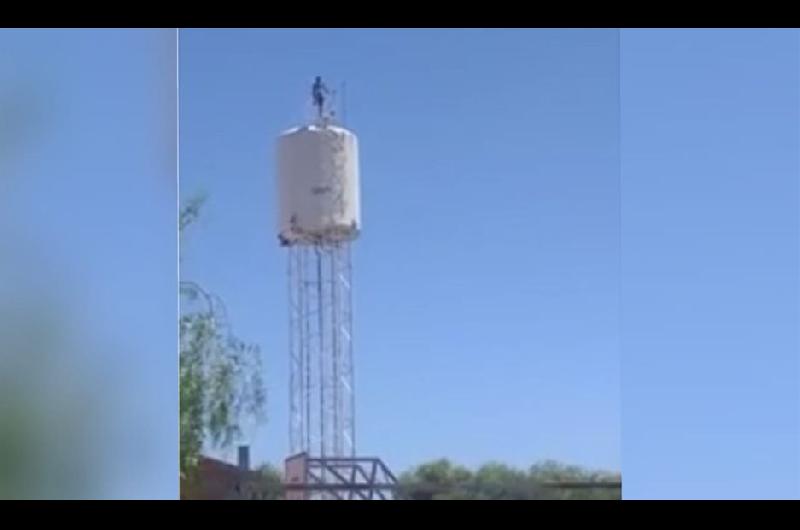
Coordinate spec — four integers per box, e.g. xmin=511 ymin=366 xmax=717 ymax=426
xmin=276 ymin=124 xmax=361 ymax=245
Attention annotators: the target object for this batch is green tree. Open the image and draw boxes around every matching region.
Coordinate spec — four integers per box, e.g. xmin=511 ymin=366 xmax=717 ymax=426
xmin=254 ymin=464 xmax=285 ymax=500
xmin=471 ymin=462 xmax=531 ymax=500
xmin=179 ymin=195 xmax=266 ymax=481
xmin=397 ymin=459 xmax=473 ymax=500
xmin=398 ymin=458 xmax=620 ymax=500
xmin=528 ymin=460 xmax=621 ymax=500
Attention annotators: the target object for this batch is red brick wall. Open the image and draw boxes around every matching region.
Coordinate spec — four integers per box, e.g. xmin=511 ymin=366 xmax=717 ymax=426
xmin=181 ymin=457 xmax=261 ymax=500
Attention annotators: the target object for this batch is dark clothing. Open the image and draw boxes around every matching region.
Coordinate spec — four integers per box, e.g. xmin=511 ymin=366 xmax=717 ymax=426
xmin=312 ymin=78 xmax=327 ymax=115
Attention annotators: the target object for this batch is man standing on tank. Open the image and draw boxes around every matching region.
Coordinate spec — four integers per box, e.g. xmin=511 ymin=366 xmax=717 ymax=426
xmin=312 ymin=76 xmax=329 ymax=119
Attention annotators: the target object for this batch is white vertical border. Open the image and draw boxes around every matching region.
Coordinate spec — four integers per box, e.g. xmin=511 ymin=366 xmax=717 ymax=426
xmin=175 ymin=26 xmax=181 ymax=494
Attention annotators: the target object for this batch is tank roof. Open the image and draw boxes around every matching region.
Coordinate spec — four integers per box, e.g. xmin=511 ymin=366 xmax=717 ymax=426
xmin=279 ymin=123 xmax=352 ymax=137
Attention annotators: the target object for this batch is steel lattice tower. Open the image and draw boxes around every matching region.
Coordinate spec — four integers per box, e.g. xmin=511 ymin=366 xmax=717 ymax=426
xmin=287 ymin=241 xmax=355 ymax=459
xmin=278 ymin=79 xmax=396 ymax=499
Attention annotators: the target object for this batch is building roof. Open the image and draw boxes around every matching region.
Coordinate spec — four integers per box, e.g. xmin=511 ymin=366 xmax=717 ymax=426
xmin=181 ymin=456 xmax=265 ymax=500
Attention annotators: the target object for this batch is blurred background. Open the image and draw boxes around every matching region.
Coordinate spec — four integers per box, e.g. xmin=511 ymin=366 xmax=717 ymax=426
xmin=0 ymin=29 xmax=177 ymax=499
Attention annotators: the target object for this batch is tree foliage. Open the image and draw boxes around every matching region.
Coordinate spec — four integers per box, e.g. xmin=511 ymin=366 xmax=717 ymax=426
xmin=179 ymin=196 xmax=266 ymax=480
xmin=254 ymin=464 xmax=285 ymax=500
xmin=397 ymin=459 xmax=621 ymax=500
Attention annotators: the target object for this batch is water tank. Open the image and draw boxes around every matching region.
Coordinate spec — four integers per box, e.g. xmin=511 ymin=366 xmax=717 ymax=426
xmin=276 ymin=124 xmax=361 ymax=245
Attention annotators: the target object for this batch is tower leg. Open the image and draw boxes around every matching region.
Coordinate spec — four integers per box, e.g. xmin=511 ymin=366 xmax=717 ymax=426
xmin=288 ymin=243 xmax=355 ymax=462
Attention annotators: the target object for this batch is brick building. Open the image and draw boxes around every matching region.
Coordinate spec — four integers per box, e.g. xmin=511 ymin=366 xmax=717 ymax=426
xmin=181 ymin=446 xmax=275 ymax=500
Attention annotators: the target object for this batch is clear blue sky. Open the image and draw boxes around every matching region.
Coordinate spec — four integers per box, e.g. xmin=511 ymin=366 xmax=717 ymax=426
xmin=620 ymin=29 xmax=799 ymax=499
xmin=1 ymin=29 xmax=176 ymax=498
xmin=179 ymin=29 xmax=622 ymax=474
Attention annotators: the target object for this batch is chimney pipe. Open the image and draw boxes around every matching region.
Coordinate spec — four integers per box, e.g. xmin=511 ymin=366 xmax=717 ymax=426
xmin=238 ymin=445 xmax=250 ymax=471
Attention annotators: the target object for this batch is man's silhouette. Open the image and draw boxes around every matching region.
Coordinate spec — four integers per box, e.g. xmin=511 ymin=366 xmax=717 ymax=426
xmin=312 ymin=76 xmax=329 ymax=119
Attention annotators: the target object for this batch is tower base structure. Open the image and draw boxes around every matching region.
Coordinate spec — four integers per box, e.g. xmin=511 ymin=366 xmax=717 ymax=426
xmin=284 ymin=452 xmax=399 ymax=500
